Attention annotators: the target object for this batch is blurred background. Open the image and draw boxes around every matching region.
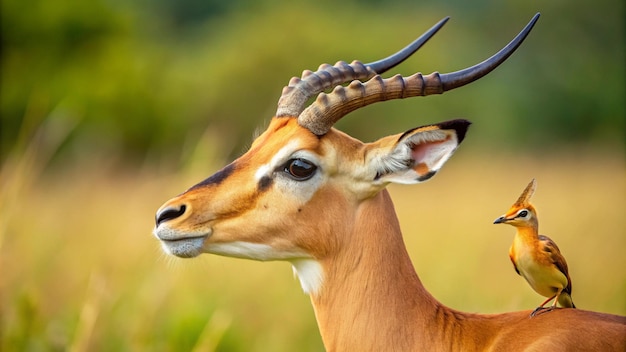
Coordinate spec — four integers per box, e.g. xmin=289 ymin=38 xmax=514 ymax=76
xmin=1 ymin=0 xmax=624 ymax=350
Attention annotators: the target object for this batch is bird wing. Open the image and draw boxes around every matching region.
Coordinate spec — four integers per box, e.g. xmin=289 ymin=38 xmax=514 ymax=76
xmin=538 ymin=234 xmax=573 ymax=294
xmin=508 ymin=246 xmax=521 ymax=276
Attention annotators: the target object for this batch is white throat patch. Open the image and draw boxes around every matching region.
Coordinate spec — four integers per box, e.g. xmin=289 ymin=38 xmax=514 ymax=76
xmin=291 ymin=259 xmax=324 ymax=296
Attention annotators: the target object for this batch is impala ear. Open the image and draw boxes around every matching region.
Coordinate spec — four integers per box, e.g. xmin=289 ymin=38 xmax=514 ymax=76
xmin=371 ymin=119 xmax=470 ymax=185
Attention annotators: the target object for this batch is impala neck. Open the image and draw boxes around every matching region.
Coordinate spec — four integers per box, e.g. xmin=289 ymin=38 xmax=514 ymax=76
xmin=308 ymin=189 xmax=442 ymax=351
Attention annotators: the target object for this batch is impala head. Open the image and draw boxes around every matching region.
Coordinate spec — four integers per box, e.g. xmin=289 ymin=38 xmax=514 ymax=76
xmin=493 ymin=178 xmax=538 ymax=227
xmin=154 ymin=15 xmax=539 ymax=292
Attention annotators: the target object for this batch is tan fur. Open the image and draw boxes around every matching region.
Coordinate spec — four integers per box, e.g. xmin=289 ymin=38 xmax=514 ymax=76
xmin=308 ymin=190 xmax=625 ymax=351
xmin=153 ymin=16 xmax=625 ymax=348
xmin=155 ymin=120 xmax=626 ymax=351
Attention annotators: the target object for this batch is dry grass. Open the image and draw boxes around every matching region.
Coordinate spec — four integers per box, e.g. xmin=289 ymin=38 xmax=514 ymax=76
xmin=1 ymin=147 xmax=624 ymax=351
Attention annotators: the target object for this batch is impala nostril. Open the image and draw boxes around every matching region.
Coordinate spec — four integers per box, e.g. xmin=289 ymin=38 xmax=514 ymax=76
xmin=155 ymin=204 xmax=187 ymax=226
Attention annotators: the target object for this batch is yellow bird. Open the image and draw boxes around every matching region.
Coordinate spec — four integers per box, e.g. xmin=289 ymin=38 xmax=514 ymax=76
xmin=493 ymin=179 xmax=576 ymax=316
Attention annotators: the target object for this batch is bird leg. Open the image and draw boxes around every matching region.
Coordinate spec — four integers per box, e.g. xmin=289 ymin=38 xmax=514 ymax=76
xmin=530 ymin=294 xmax=557 ymax=317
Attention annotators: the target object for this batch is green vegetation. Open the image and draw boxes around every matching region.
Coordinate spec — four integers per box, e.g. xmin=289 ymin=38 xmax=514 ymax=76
xmin=1 ymin=0 xmax=624 ymax=350
xmin=2 ymin=0 xmax=624 ymax=164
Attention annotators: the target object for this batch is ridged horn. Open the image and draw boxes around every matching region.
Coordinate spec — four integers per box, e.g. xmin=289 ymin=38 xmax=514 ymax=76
xmin=297 ymin=13 xmax=540 ymax=136
xmin=275 ymin=17 xmax=450 ymax=119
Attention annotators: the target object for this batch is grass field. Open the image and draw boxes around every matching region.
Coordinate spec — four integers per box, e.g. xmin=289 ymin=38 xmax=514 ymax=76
xmin=1 ymin=147 xmax=624 ymax=351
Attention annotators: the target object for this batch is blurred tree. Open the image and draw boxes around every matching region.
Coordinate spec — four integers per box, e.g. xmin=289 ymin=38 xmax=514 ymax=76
xmin=1 ymin=0 xmax=623 ymax=166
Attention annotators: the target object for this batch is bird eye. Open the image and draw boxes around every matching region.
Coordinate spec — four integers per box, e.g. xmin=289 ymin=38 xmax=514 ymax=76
xmin=284 ymin=158 xmax=317 ymax=181
xmin=518 ymin=210 xmax=529 ymax=218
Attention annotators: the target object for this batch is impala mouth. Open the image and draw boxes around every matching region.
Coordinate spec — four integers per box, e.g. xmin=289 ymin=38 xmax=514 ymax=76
xmin=153 ymin=224 xmax=210 ymax=258
xmin=158 ymin=235 xmax=208 ymax=258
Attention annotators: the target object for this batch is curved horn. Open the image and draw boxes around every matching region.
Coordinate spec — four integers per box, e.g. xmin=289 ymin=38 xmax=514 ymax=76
xmin=298 ymin=13 xmax=540 ymax=136
xmin=275 ymin=17 xmax=450 ymax=119
xmin=366 ymin=16 xmax=450 ymax=74
xmin=439 ymin=13 xmax=540 ymax=91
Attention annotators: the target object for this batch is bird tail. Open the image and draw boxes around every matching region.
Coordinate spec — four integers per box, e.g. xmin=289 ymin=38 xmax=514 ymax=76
xmin=558 ymin=292 xmax=575 ymax=308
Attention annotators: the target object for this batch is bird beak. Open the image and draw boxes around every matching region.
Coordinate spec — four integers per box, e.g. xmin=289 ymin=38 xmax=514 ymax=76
xmin=493 ymin=216 xmax=508 ymax=224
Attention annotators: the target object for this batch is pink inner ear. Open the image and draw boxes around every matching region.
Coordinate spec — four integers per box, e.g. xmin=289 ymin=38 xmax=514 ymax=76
xmin=411 ymin=139 xmax=446 ymax=163
xmin=411 ymin=143 xmax=428 ymax=163
xmin=410 ymin=143 xmax=433 ymax=176
xmin=410 ymin=138 xmax=450 ymax=175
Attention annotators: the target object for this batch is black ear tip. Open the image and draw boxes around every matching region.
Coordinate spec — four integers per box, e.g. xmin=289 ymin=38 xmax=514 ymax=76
xmin=437 ymin=119 xmax=471 ymax=144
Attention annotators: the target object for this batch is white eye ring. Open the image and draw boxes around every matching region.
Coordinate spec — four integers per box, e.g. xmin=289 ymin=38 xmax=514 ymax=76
xmin=517 ymin=209 xmax=529 ymax=218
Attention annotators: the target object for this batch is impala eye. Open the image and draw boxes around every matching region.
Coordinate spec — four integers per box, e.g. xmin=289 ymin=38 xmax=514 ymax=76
xmin=518 ymin=210 xmax=529 ymax=218
xmin=284 ymin=158 xmax=317 ymax=181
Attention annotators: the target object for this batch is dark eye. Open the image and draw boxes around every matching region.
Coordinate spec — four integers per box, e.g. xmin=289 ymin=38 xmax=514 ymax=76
xmin=518 ymin=210 xmax=528 ymax=217
xmin=284 ymin=158 xmax=317 ymax=180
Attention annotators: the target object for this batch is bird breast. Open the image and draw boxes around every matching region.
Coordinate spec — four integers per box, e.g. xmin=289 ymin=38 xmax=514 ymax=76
xmin=512 ymin=236 xmax=567 ymax=298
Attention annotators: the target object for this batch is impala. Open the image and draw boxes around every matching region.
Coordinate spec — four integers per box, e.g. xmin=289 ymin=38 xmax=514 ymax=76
xmin=153 ymin=14 xmax=626 ymax=351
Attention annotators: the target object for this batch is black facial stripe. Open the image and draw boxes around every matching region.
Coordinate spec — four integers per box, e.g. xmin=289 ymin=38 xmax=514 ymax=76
xmin=258 ymin=176 xmax=273 ymax=192
xmin=189 ymin=162 xmax=236 ymax=190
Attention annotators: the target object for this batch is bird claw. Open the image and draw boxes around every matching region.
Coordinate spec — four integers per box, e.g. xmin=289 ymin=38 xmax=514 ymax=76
xmin=530 ymin=306 xmax=556 ymax=317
